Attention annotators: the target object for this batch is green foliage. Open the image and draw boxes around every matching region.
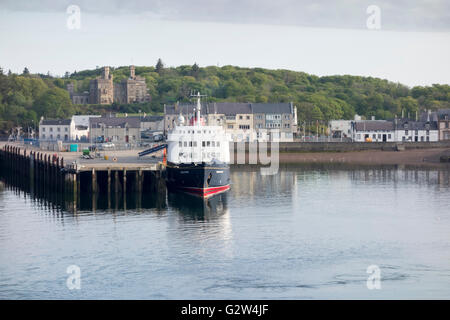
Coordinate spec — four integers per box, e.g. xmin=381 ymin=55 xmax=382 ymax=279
xmin=1 ymin=64 xmax=450 ymax=135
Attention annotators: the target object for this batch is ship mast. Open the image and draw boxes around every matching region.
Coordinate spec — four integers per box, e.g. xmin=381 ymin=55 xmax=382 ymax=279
xmin=191 ymin=92 xmax=206 ymax=127
xmin=196 ymin=92 xmax=201 ymax=127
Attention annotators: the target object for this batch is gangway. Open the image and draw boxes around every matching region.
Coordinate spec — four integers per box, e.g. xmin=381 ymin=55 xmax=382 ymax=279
xmin=138 ymin=144 xmax=167 ymax=157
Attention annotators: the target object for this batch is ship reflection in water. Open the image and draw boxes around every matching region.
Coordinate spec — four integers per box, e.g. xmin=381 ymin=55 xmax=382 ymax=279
xmin=168 ymin=191 xmax=229 ymax=220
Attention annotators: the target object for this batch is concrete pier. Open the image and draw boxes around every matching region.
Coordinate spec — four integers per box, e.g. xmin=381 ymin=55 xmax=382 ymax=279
xmin=0 ymin=143 xmax=166 ymax=211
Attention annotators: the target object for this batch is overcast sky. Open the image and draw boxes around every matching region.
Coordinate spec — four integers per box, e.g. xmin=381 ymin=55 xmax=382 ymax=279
xmin=1 ymin=0 xmax=449 ymax=86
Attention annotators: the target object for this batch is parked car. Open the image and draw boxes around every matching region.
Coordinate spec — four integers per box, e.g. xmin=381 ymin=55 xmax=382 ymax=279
xmin=102 ymin=142 xmax=115 ymax=149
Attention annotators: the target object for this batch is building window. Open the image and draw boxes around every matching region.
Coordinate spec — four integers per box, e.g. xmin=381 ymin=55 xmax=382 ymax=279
xmin=284 ymin=124 xmax=290 ymax=128
xmin=388 ymin=134 xmax=392 ymax=139
xmin=405 ymin=130 xmax=408 ymax=135
xmin=42 ymin=127 xmax=46 ymax=132
xmin=372 ymin=134 xmax=376 ymax=139
xmin=50 ymin=128 xmax=53 ymax=132
xmin=426 ymin=130 xmax=430 ymax=135
xmin=228 ymin=125 xmax=233 ymax=129
xmin=239 ymin=125 xmax=250 ymax=130
xmin=239 ymin=116 xmax=243 ymax=120
xmin=42 ymin=134 xmax=46 ymax=139
xmin=357 ymin=134 xmax=361 ymax=140
xmin=246 ymin=116 xmax=250 ymax=120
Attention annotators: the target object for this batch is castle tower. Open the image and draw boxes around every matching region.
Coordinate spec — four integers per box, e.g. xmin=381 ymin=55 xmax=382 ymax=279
xmin=102 ymin=66 xmax=111 ymax=79
xmin=130 ymin=65 xmax=135 ymax=79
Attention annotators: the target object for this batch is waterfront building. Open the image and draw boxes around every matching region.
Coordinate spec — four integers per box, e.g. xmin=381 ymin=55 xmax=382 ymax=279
xmin=351 ymin=119 xmax=439 ymax=142
xmin=433 ymin=109 xmax=450 ymax=140
xmin=71 ymin=115 xmax=101 ymax=141
xmin=351 ymin=120 xmax=396 ymax=142
xmin=39 ymin=119 xmax=73 ymax=141
xmin=394 ymin=119 xmax=438 ymax=142
xmin=328 ymin=120 xmax=353 ymax=140
xmin=140 ymin=115 xmax=164 ymax=132
xmin=89 ymin=117 xmax=141 ymax=144
xmin=164 ymin=102 xmax=297 ymax=142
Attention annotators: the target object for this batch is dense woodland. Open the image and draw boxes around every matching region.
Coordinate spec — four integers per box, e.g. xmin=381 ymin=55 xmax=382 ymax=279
xmin=1 ymin=60 xmax=449 ymax=135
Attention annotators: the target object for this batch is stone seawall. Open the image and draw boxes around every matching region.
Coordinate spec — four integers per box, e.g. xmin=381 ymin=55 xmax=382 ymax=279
xmin=231 ymin=141 xmax=450 ymax=153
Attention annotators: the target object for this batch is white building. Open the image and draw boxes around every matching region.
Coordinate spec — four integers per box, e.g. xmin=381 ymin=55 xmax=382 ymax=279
xmin=329 ymin=120 xmax=353 ymax=139
xmin=351 ymin=119 xmax=439 ymax=142
xmin=39 ymin=119 xmax=72 ymax=141
xmin=394 ymin=119 xmax=438 ymax=142
xmin=352 ymin=120 xmax=396 ymax=142
xmin=71 ymin=115 xmax=101 ymax=141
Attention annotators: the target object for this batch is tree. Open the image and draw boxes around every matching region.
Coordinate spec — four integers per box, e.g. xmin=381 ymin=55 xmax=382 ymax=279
xmin=22 ymin=67 xmax=30 ymax=76
xmin=33 ymin=87 xmax=73 ymax=119
xmin=191 ymin=63 xmax=199 ymax=78
xmin=156 ymin=58 xmax=164 ymax=74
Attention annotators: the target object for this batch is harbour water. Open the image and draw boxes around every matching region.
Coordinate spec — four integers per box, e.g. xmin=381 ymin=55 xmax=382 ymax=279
xmin=1 ymin=164 xmax=450 ymax=299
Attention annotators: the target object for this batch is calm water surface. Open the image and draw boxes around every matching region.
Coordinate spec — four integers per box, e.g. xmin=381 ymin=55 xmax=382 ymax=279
xmin=1 ymin=165 xmax=450 ymax=299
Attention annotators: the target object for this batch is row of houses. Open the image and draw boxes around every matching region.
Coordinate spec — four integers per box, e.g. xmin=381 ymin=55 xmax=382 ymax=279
xmin=164 ymin=102 xmax=298 ymax=142
xmin=39 ymin=115 xmax=159 ymax=144
xmin=329 ymin=109 xmax=450 ymax=142
xmin=39 ymin=102 xmax=299 ymax=143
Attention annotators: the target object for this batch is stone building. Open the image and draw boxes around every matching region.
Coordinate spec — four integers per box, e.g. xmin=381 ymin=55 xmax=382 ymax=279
xmin=89 ymin=67 xmax=114 ymax=104
xmin=67 ymin=66 xmax=150 ymax=105
xmin=114 ymin=66 xmax=151 ymax=104
xmin=67 ymin=83 xmax=89 ymax=104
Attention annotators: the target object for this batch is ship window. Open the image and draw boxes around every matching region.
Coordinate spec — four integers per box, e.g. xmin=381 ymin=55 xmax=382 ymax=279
xmin=207 ymin=141 xmax=210 ymax=147
xmin=202 ymin=141 xmax=205 ymax=147
xmin=193 ymin=141 xmax=197 ymax=147
xmin=179 ymin=141 xmax=182 ymax=147
xmin=189 ymin=141 xmax=192 ymax=147
xmin=184 ymin=141 xmax=187 ymax=147
xmin=212 ymin=141 xmax=215 ymax=147
xmin=217 ymin=141 xmax=220 ymax=147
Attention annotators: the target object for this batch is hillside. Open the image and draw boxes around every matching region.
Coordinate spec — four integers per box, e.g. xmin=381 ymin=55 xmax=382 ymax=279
xmin=1 ymin=63 xmax=449 ymax=134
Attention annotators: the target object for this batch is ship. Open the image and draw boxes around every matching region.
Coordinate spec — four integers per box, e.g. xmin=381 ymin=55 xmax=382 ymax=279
xmin=164 ymin=93 xmax=231 ymax=198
